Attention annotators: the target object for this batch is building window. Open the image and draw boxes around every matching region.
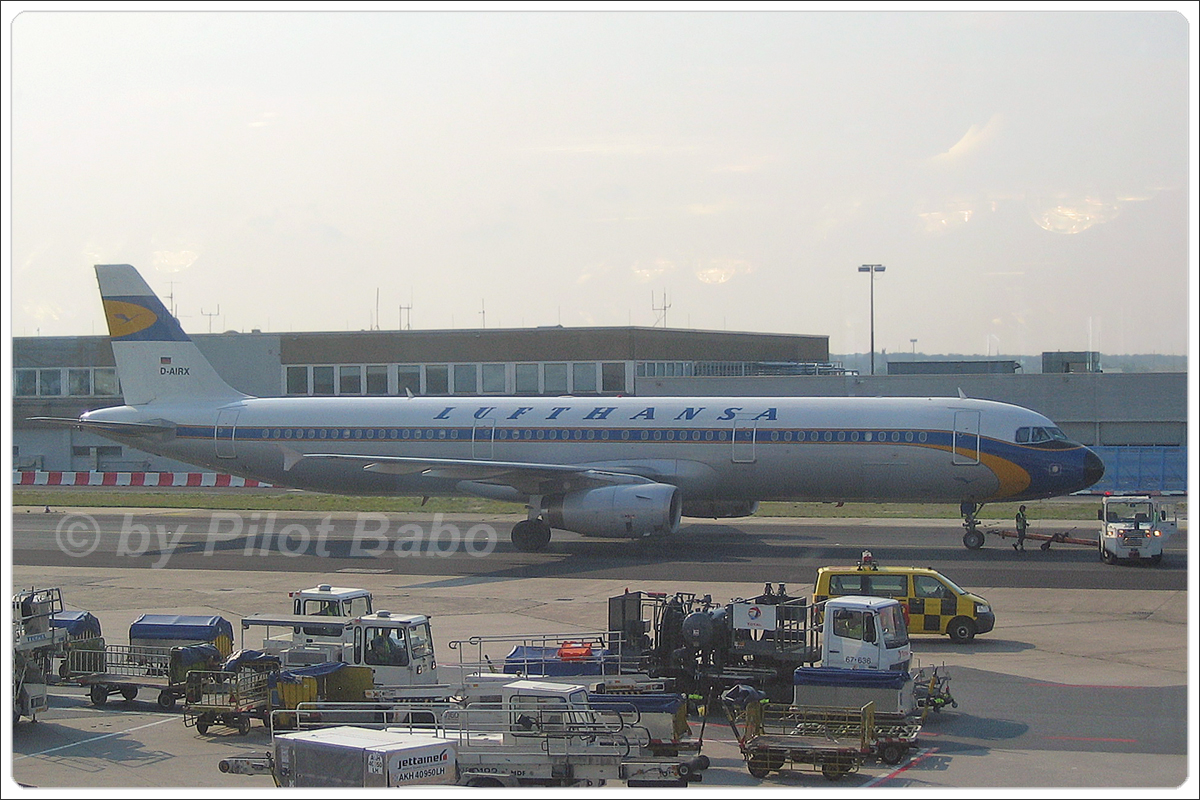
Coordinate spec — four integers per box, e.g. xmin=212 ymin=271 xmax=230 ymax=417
xmin=453 ymin=364 xmax=478 ymax=394
xmin=572 ymin=363 xmax=597 ymax=394
xmin=515 ymin=364 xmax=539 ymax=394
xmin=68 ymin=369 xmax=91 ymax=396
xmin=39 ymin=369 xmax=62 ymax=396
xmin=397 ymin=365 xmax=421 ymax=396
xmin=544 ymin=363 xmax=568 ymax=394
xmin=15 ymin=369 xmax=37 ymax=396
xmin=94 ymin=368 xmax=120 ymax=396
xmin=339 ymin=365 xmax=362 ymax=395
xmin=72 ymin=446 xmax=92 ymax=457
xmin=286 ymin=366 xmax=309 ymax=395
xmin=482 ymin=364 xmax=506 ymax=393
xmin=602 ymin=362 xmax=625 ymax=393
xmin=426 ymin=365 xmax=449 ymax=395
xmin=313 ymin=366 xmax=335 ymax=395
xmin=365 ymin=365 xmax=388 ymax=395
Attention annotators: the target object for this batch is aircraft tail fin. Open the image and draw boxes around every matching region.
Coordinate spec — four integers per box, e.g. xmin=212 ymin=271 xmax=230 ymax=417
xmin=95 ymin=264 xmax=247 ymax=406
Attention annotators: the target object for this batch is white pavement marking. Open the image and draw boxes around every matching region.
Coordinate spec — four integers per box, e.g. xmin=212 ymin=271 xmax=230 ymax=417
xmin=13 ymin=716 xmax=177 ymax=760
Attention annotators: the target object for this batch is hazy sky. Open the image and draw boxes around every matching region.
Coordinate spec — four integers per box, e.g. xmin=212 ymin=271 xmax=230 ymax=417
xmin=7 ymin=6 xmax=1196 ymax=357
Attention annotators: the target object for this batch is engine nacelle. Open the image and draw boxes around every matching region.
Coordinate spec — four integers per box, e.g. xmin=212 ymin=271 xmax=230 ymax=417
xmin=545 ymin=483 xmax=682 ymax=538
xmin=682 ymin=499 xmax=761 ymax=519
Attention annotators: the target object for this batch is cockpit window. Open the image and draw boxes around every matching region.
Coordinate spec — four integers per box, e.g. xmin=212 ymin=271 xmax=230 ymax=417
xmin=1017 ymin=426 xmax=1070 ymax=444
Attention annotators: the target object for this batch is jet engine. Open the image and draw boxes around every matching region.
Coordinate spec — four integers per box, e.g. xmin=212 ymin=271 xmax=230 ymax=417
xmin=682 ymin=499 xmax=760 ymax=519
xmin=545 ymin=483 xmax=682 ymax=538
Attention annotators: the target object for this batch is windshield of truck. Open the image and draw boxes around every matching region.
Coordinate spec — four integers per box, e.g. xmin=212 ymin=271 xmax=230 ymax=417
xmin=364 ymin=627 xmax=409 ymax=667
xmin=1107 ymin=501 xmax=1153 ymax=524
xmin=877 ymin=604 xmax=909 ymax=649
xmin=408 ymin=622 xmax=432 ymax=659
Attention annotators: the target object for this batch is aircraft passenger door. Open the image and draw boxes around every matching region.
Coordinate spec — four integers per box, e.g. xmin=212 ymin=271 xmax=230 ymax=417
xmin=732 ymin=420 xmax=757 ymax=463
xmin=472 ymin=419 xmax=495 ymax=460
xmin=215 ymin=408 xmax=240 ymax=459
xmin=952 ymin=411 xmax=980 ymax=465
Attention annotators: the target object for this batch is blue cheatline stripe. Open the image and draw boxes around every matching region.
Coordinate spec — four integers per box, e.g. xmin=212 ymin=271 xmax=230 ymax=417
xmin=175 ymin=424 xmax=1006 ymax=454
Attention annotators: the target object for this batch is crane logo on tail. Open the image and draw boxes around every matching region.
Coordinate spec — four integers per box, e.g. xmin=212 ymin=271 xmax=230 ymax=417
xmin=103 ymin=300 xmax=158 ymax=338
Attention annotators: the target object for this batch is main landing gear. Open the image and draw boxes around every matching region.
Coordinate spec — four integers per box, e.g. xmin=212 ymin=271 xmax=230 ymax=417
xmin=511 ymin=518 xmax=552 ymax=552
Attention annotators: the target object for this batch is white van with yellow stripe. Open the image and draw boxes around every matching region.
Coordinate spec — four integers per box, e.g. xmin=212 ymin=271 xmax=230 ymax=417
xmin=814 ymin=552 xmax=994 ymax=643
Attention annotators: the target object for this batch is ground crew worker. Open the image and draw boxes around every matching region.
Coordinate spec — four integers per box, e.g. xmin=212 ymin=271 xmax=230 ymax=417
xmin=1014 ymin=505 xmax=1029 ymax=551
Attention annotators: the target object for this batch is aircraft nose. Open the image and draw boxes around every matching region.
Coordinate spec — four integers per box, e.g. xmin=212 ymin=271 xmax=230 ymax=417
xmin=1083 ymin=448 xmax=1106 ymax=488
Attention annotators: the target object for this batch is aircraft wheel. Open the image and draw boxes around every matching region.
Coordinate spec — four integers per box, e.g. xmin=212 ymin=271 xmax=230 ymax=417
xmin=512 ymin=519 xmax=551 ymax=552
xmin=962 ymin=529 xmax=985 ymax=550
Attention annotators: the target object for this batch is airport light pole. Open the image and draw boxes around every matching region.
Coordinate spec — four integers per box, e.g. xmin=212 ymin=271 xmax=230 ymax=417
xmin=858 ymin=264 xmax=886 ymax=375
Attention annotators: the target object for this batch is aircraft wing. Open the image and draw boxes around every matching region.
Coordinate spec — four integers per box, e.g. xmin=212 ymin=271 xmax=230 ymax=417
xmin=26 ymin=416 xmax=176 ymax=435
xmin=300 ymin=453 xmax=656 ymax=496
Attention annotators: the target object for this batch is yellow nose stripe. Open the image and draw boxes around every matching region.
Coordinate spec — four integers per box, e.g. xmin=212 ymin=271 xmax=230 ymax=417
xmin=103 ymin=299 xmax=158 ymax=337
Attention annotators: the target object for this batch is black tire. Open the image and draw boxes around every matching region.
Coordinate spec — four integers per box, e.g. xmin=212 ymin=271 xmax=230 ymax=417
xmin=157 ymin=691 xmax=176 ymax=710
xmin=512 ymin=519 xmax=552 ymax=552
xmin=197 ymin=715 xmax=210 ymax=735
xmin=1149 ymin=554 xmax=1163 ymax=566
xmin=237 ymin=716 xmax=251 ymax=736
xmin=822 ymin=760 xmax=851 ymax=781
xmin=120 ymin=685 xmax=138 ymax=702
xmin=465 ymin=777 xmax=504 ymax=787
xmin=879 ymin=743 xmax=905 ymax=766
xmin=947 ymin=617 xmax=976 ymax=643
xmin=746 ymin=754 xmax=772 ymax=779
xmin=89 ymin=684 xmax=110 ymax=706
xmin=962 ymin=530 xmax=985 ymax=550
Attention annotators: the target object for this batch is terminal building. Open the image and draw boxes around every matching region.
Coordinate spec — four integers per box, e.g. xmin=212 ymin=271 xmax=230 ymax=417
xmin=12 ymin=328 xmax=1187 ymax=494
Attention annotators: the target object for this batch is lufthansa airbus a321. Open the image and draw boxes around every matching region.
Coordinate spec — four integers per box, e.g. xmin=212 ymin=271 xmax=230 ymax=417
xmin=37 ymin=264 xmax=1105 ymax=552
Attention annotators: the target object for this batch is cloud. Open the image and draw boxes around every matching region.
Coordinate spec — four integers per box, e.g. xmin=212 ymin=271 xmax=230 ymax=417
xmin=631 ymin=258 xmax=676 ymax=282
xmin=695 ymin=259 xmax=754 ymax=285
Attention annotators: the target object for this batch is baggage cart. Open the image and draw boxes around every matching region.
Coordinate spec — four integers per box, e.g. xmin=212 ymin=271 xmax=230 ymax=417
xmin=720 ymin=690 xmax=883 ymax=782
xmin=183 ymin=668 xmax=273 ymax=735
xmin=63 ymin=642 xmax=221 ymax=709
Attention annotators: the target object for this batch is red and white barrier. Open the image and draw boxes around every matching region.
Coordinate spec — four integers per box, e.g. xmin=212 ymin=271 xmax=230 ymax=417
xmin=13 ymin=471 xmax=272 ymax=488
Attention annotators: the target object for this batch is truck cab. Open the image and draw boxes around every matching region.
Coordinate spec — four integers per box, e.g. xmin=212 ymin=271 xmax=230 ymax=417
xmin=820 ymin=596 xmax=911 ymax=672
xmin=241 ymin=609 xmax=438 ymax=687
xmin=347 ymin=611 xmax=438 ymax=686
xmin=290 ymin=584 xmax=373 ymax=619
xmin=1098 ymin=495 xmax=1176 ymax=565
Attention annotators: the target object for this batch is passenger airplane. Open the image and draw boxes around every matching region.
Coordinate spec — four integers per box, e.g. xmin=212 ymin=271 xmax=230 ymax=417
xmin=37 ymin=264 xmax=1105 ymax=552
